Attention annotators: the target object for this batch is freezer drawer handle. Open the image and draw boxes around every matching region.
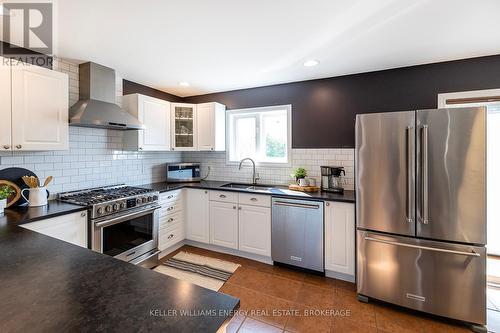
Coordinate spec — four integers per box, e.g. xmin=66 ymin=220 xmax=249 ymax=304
xmin=273 ymin=201 xmax=320 ymax=209
xmin=364 ymin=236 xmax=480 ymax=257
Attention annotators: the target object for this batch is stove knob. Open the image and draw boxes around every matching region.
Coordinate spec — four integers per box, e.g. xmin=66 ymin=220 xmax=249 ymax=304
xmin=142 ymin=197 xmax=148 ymax=204
xmin=147 ymin=196 xmax=153 ymax=202
xmin=136 ymin=198 xmax=141 ymax=205
xmin=113 ymin=203 xmax=120 ymax=211
xmin=105 ymin=205 xmax=112 ymax=213
xmin=120 ymin=202 xmax=126 ymax=209
xmin=97 ymin=207 xmax=104 ymax=215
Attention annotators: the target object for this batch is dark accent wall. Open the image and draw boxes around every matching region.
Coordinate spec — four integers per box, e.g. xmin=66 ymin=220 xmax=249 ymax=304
xmin=183 ymin=54 xmax=500 ymax=148
xmin=123 ymin=79 xmax=183 ymax=102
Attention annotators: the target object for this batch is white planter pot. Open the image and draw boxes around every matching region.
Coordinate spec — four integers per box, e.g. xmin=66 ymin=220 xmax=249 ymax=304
xmin=0 ymin=198 xmax=6 ymax=215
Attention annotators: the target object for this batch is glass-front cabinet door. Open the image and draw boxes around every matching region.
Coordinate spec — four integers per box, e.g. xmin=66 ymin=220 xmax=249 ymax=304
xmin=171 ymin=103 xmax=197 ymax=151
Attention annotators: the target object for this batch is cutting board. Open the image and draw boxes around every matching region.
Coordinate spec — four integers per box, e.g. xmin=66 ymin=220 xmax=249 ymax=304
xmin=288 ymin=184 xmax=320 ymax=193
xmin=0 ymin=167 xmax=38 ymax=206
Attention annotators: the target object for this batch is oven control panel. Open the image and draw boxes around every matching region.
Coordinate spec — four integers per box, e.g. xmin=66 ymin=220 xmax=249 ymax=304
xmin=91 ymin=192 xmax=159 ymax=218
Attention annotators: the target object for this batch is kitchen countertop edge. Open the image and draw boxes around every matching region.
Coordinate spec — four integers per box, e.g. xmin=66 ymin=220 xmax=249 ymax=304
xmin=140 ymin=180 xmax=356 ymax=203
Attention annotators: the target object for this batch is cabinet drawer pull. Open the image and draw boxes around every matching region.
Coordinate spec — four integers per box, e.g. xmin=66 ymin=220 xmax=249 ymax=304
xmin=238 ymin=206 xmax=242 ymax=210
xmin=80 ymin=212 xmax=86 ymax=217
xmin=167 ymin=195 xmax=174 ymax=199
xmin=168 ymin=234 xmax=174 ymax=239
xmin=326 ymin=202 xmax=330 ymax=206
xmin=15 ymin=145 xmax=22 ymax=149
xmin=3 ymin=145 xmax=10 ymax=150
xmin=219 ymin=194 xmax=226 ymax=198
xmin=167 ymin=206 xmax=174 ymax=211
xmin=233 ymin=205 xmax=236 ymax=209
xmin=250 ymin=198 xmax=258 ymax=201
xmin=167 ymin=218 xmax=174 ymax=223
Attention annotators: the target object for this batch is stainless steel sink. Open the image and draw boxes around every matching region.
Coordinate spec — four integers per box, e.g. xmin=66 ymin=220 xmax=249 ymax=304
xmin=221 ymin=183 xmax=273 ymax=192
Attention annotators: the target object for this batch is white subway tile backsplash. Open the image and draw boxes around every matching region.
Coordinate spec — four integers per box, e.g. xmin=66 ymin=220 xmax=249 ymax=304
xmin=182 ymin=149 xmax=355 ymax=190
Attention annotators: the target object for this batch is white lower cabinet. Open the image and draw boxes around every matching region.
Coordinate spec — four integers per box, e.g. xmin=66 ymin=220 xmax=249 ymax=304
xmin=238 ymin=204 xmax=271 ymax=256
xmin=21 ymin=211 xmax=88 ymax=248
xmin=185 ymin=189 xmax=210 ymax=243
xmin=209 ymin=201 xmax=238 ymax=249
xmin=324 ymin=201 xmax=355 ymax=276
xmin=158 ymin=190 xmax=185 ymax=251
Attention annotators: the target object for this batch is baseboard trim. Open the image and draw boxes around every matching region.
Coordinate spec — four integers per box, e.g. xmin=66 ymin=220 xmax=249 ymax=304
xmin=159 ymin=240 xmax=354 ymax=284
xmin=184 ymin=240 xmax=274 ymax=265
xmin=158 ymin=241 xmax=185 ymax=259
xmin=325 ymin=270 xmax=355 ymax=283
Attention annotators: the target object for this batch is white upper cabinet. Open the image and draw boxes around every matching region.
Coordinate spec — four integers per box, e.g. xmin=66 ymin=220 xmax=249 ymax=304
xmin=0 ymin=57 xmax=12 ymax=151
xmin=197 ymin=102 xmax=226 ymax=151
xmin=171 ymin=103 xmax=197 ymax=151
xmin=123 ymin=94 xmax=171 ymax=151
xmin=10 ymin=62 xmax=69 ymax=151
xmin=325 ymin=201 xmax=355 ymax=278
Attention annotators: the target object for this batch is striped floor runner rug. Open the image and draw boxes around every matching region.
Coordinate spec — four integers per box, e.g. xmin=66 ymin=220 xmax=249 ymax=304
xmin=154 ymin=251 xmax=240 ymax=291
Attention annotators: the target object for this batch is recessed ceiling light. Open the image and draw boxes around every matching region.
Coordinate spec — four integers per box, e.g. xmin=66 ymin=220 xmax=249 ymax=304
xmin=179 ymin=81 xmax=190 ymax=87
xmin=303 ymin=60 xmax=319 ymax=67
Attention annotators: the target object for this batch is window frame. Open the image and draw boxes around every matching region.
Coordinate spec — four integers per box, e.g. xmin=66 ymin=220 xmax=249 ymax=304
xmin=225 ymin=104 xmax=292 ymax=167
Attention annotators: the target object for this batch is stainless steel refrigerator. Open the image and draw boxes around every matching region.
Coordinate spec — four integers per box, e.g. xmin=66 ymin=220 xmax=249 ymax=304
xmin=355 ymin=107 xmax=486 ymax=327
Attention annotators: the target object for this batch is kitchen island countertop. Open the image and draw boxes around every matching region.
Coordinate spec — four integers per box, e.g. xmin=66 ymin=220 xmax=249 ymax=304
xmin=0 ymin=201 xmax=239 ymax=332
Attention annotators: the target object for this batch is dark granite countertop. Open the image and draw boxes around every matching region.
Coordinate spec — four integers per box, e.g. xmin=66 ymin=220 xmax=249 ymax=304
xmin=0 ymin=201 xmax=239 ymax=332
xmin=141 ymin=180 xmax=356 ymax=203
xmin=0 ymin=200 xmax=87 ymax=227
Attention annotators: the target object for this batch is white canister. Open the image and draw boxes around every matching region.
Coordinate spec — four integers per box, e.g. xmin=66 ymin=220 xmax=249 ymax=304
xmin=298 ymin=178 xmax=309 ymax=186
xmin=21 ymin=187 xmax=49 ymax=207
xmin=0 ymin=198 xmax=6 ymax=214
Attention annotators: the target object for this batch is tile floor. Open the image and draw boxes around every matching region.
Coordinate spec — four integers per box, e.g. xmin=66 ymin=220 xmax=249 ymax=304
xmin=162 ymin=245 xmax=496 ymax=333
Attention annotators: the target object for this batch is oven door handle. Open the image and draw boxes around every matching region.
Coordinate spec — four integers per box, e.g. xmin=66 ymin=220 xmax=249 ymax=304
xmin=94 ymin=206 xmax=159 ymax=228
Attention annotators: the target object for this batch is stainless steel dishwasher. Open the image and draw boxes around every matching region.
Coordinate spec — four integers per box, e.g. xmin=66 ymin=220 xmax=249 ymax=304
xmin=271 ymin=197 xmax=324 ymax=272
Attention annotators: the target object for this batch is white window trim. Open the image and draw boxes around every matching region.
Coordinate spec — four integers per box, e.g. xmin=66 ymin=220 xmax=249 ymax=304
xmin=438 ymin=88 xmax=500 ymax=108
xmin=225 ymin=104 xmax=292 ymax=167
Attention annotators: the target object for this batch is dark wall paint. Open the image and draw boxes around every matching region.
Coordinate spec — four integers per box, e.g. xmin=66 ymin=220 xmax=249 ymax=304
xmin=183 ymin=55 xmax=500 ymax=148
xmin=123 ymin=79 xmax=184 ymax=103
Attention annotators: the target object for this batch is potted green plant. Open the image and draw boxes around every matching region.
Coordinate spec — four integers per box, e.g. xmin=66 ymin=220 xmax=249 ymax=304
xmin=291 ymin=167 xmax=307 ymax=183
xmin=0 ymin=185 xmax=14 ymax=215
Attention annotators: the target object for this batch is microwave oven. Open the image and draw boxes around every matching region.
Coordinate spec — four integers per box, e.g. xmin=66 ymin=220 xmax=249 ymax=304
xmin=166 ymin=163 xmax=201 ymax=183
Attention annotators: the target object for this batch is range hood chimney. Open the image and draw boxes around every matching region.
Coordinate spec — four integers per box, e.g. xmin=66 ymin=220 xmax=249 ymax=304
xmin=69 ymin=62 xmax=144 ymax=130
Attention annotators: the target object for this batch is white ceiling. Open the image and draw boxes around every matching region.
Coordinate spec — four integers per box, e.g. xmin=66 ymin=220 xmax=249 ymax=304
xmin=54 ymin=0 xmax=500 ymax=97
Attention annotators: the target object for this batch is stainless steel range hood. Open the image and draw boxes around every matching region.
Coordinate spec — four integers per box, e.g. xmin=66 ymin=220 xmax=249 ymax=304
xmin=69 ymin=62 xmax=144 ymax=130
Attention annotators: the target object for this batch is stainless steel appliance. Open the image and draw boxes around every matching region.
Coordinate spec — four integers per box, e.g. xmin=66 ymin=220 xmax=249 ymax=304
xmin=58 ymin=185 xmax=160 ymax=268
xmin=320 ymin=166 xmax=345 ymax=194
xmin=69 ymin=62 xmax=144 ymax=130
xmin=271 ymin=197 xmax=324 ymax=272
xmin=355 ymin=107 xmax=486 ymax=329
xmin=166 ymin=162 xmax=201 ymax=183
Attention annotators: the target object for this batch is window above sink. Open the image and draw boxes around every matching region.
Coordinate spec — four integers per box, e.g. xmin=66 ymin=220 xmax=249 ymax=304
xmin=226 ymin=105 xmax=291 ymax=166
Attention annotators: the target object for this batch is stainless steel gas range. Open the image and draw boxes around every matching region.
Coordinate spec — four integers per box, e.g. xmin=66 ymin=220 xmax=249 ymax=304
xmin=58 ymin=185 xmax=160 ymax=268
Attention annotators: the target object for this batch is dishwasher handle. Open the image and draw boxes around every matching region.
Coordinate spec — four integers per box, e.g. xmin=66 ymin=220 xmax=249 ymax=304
xmin=273 ymin=201 xmax=320 ymax=209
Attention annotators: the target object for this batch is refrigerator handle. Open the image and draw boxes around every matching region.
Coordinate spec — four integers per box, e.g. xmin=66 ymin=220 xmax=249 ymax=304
xmin=364 ymin=236 xmax=480 ymax=257
xmin=421 ymin=125 xmax=429 ymax=224
xmin=406 ymin=126 xmax=414 ymax=223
